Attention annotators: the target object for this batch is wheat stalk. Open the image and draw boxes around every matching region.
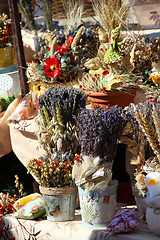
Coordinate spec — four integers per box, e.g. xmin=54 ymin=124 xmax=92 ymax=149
xmin=134 ymin=108 xmax=160 ymax=162
xmin=80 ymin=73 xmax=99 ymax=91
xmin=62 ymin=0 xmax=84 ymax=33
xmin=49 ymin=37 xmax=57 ymax=57
xmin=71 ymin=26 xmax=85 ymax=49
xmin=152 ymin=105 xmax=160 ymax=141
xmin=91 ymin=0 xmax=130 ymax=33
xmin=42 ymin=33 xmax=53 ymax=46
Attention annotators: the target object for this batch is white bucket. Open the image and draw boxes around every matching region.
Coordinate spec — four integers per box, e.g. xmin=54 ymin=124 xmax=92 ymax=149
xmin=78 ymin=182 xmax=118 ymax=227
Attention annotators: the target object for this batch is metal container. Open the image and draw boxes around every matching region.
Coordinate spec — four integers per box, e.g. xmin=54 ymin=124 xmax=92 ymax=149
xmin=78 ymin=182 xmax=118 ymax=227
xmin=39 ymin=185 xmax=78 ymax=222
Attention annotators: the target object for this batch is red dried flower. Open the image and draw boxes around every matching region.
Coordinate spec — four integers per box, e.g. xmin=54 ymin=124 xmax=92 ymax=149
xmin=43 ymin=57 xmax=61 ymax=78
xmin=74 ymin=154 xmax=82 ymax=163
xmin=66 ymin=36 xmax=74 ymax=46
xmin=34 ymin=99 xmax=39 ymax=111
xmin=56 ymin=45 xmax=68 ymax=56
xmin=2 ymin=36 xmax=9 ymax=43
xmin=102 ymin=70 xmax=109 ymax=75
xmin=145 ymin=98 xmax=157 ymax=103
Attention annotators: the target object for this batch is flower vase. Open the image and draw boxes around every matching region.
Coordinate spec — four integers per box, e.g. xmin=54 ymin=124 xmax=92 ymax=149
xmin=85 ymin=87 xmax=138 ymax=109
xmin=39 ymin=185 xmax=78 ymax=222
xmin=0 ymin=46 xmax=14 ymax=69
xmin=78 ymin=181 xmax=118 ymax=227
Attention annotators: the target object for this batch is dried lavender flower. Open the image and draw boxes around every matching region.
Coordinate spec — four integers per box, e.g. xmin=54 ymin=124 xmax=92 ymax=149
xmin=76 ymin=106 xmax=130 ymax=162
xmin=35 ymin=86 xmax=87 ymax=153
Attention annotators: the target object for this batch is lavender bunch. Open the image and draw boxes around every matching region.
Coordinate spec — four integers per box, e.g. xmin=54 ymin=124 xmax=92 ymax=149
xmin=35 ymin=86 xmax=86 ymax=153
xmin=36 ymin=86 xmax=86 ymax=126
xmin=76 ymin=106 xmax=130 ymax=162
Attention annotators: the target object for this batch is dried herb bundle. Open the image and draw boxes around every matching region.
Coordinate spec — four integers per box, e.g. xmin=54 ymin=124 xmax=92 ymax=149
xmin=91 ymin=0 xmax=130 ymax=34
xmin=76 ymin=106 xmax=130 ymax=162
xmin=131 ymin=102 xmax=160 ymax=162
xmin=35 ymin=86 xmax=86 ymax=153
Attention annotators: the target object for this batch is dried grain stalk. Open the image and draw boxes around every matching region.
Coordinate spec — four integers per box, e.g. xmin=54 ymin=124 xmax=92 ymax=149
xmin=91 ymin=0 xmax=130 ymax=33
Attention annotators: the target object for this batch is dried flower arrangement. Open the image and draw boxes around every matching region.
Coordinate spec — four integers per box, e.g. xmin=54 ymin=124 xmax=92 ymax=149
xmin=27 ymin=86 xmax=86 ymax=187
xmin=26 ymin=1 xmax=99 ymax=95
xmin=34 ymin=86 xmax=86 ymax=153
xmin=79 ymin=0 xmax=160 ymax=95
xmin=72 ymin=106 xmax=130 ymax=192
xmin=0 ymin=13 xmax=12 ymax=48
xmin=0 ymin=192 xmax=15 ymax=216
xmin=126 ymin=101 xmax=160 ymax=195
xmin=0 ymin=175 xmax=26 ymax=217
xmin=26 ymin=24 xmax=99 ymax=92
xmin=27 ymin=152 xmax=73 ymax=188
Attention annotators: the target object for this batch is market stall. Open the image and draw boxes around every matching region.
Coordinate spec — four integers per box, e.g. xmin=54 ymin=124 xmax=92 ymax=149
xmin=0 ymin=0 xmax=160 ymax=239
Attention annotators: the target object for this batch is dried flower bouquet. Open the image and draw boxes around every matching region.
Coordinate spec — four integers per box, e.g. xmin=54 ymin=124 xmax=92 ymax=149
xmin=35 ymin=86 xmax=86 ymax=154
xmin=126 ymin=101 xmax=160 ymax=194
xmin=27 ymin=86 xmax=86 ymax=188
xmin=72 ymin=106 xmax=130 ymax=192
xmin=27 ymin=152 xmax=74 ymax=188
xmin=79 ymin=0 xmax=160 ymax=95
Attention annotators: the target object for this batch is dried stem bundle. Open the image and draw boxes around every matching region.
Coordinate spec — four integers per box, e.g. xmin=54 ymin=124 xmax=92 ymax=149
xmin=133 ymin=104 xmax=160 ymax=162
xmin=62 ymin=0 xmax=84 ymax=33
xmin=91 ymin=0 xmax=130 ymax=33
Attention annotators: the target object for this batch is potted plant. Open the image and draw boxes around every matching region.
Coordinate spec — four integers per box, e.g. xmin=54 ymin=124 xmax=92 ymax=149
xmin=0 ymin=13 xmax=13 ymax=68
xmin=27 ymin=85 xmax=87 ymax=221
xmin=72 ymin=106 xmax=130 ymax=226
xmin=27 ymin=152 xmax=77 ymax=222
xmin=79 ymin=0 xmax=160 ymax=109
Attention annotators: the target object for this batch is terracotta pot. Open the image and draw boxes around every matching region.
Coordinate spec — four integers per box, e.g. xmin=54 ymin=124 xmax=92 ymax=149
xmin=85 ymin=87 xmax=138 ymax=109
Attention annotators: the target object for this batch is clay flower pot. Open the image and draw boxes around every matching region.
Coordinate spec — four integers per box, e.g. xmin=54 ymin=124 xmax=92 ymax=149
xmin=85 ymin=87 xmax=139 ymax=109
